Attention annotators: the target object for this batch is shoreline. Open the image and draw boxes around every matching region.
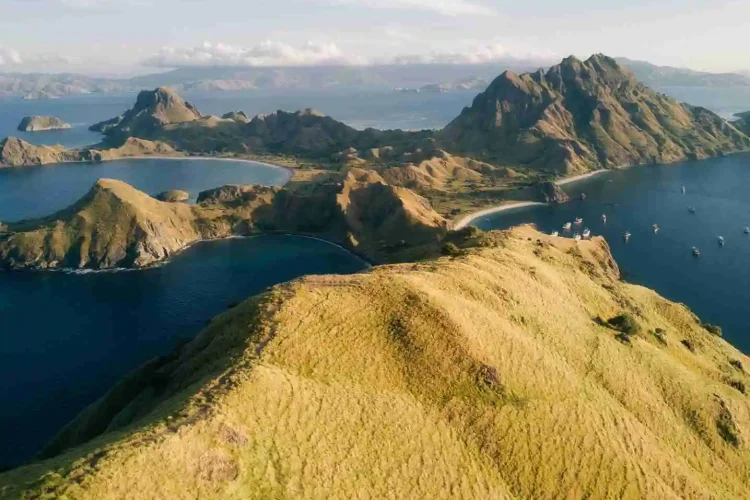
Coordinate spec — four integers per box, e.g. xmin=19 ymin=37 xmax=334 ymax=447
xmin=555 ymin=169 xmax=609 ymax=186
xmin=453 ymin=201 xmax=546 ymax=230
xmin=99 ymin=154 xmax=296 ymax=185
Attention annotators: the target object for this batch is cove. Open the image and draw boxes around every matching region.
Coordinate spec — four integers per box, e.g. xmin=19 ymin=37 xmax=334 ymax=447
xmin=0 ymin=235 xmax=369 ymax=468
xmin=0 ymin=157 xmax=290 ymax=223
xmin=470 ymin=153 xmax=750 ymax=355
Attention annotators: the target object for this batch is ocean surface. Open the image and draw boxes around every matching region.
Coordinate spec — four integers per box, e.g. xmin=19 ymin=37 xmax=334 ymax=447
xmin=472 ymin=154 xmax=750 ymax=355
xmin=0 ymin=157 xmax=290 ymax=222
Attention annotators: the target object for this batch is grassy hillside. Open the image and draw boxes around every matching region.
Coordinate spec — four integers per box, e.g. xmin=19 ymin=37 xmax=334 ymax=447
xmin=2 ymin=226 xmax=748 ymax=499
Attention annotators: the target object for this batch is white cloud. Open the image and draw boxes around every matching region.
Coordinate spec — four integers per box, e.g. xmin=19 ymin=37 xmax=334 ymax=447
xmin=320 ymin=0 xmax=496 ymax=17
xmin=145 ymin=41 xmax=364 ymax=68
xmin=57 ymin=0 xmax=151 ymax=9
xmin=390 ymin=43 xmax=559 ymax=65
xmin=0 ymin=47 xmax=23 ymax=65
xmin=143 ymin=40 xmax=558 ymax=69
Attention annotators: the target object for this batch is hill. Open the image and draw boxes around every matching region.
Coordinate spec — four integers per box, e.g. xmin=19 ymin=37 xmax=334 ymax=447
xmin=1 ymin=225 xmax=748 ymax=499
xmin=441 ymin=54 xmax=750 ymax=174
xmin=17 ymin=116 xmax=71 ymax=132
xmin=616 ymin=58 xmax=750 ymax=87
xmin=0 ymin=172 xmax=447 ymax=270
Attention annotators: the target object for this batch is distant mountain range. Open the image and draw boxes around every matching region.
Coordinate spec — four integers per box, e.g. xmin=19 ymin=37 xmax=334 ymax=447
xmin=3 ymin=58 xmax=750 ymax=99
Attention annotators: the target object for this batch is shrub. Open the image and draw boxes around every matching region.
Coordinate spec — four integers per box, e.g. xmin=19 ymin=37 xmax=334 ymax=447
xmin=615 ymin=333 xmax=632 ymax=345
xmin=729 ymin=359 xmax=745 ymax=372
xmin=441 ymin=242 xmax=462 ymax=257
xmin=727 ymin=379 xmax=746 ymax=395
xmin=681 ymin=339 xmax=696 ymax=353
xmin=608 ymin=313 xmax=640 ymax=335
xmin=701 ymin=323 xmax=723 ymax=337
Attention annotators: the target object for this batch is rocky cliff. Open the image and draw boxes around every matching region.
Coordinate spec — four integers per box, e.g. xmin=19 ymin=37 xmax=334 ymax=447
xmin=441 ymin=54 xmax=750 ymax=174
xmin=2 ymin=226 xmax=748 ymax=499
xmin=0 ymin=137 xmax=81 ymax=166
xmin=89 ymin=87 xmax=202 ymax=142
xmin=17 ymin=116 xmax=71 ymax=132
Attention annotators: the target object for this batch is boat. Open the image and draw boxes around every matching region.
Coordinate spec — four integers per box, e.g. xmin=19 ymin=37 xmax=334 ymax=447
xmin=601 ymin=214 xmax=607 ymax=223
xmin=718 ymin=236 xmax=725 ymax=246
xmin=623 ymin=232 xmax=631 ymax=242
xmin=744 ymin=227 xmax=750 ymax=235
xmin=681 ymin=185 xmax=686 ymax=194
xmin=551 ymin=231 xmax=559 ymax=237
xmin=582 ymin=229 xmax=591 ymax=239
xmin=573 ymin=233 xmax=582 ymax=241
xmin=574 ymin=217 xmax=583 ymax=225
xmin=688 ymin=207 xmax=696 ymax=214
xmin=692 ymin=247 xmax=700 ymax=257
xmin=652 ymin=224 xmax=659 ymax=234
xmin=563 ymin=222 xmax=572 ymax=230
xmin=580 ymin=193 xmax=587 ymax=200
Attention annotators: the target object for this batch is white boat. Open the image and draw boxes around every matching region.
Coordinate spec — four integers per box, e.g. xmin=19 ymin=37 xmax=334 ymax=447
xmin=601 ymin=214 xmax=607 ymax=223
xmin=652 ymin=224 xmax=660 ymax=234
xmin=551 ymin=231 xmax=559 ymax=237
xmin=692 ymin=247 xmax=700 ymax=257
xmin=580 ymin=193 xmax=587 ymax=200
xmin=582 ymin=229 xmax=591 ymax=239
xmin=681 ymin=185 xmax=686 ymax=194
xmin=744 ymin=227 xmax=750 ymax=235
xmin=573 ymin=233 xmax=582 ymax=241
xmin=563 ymin=222 xmax=572 ymax=230
xmin=688 ymin=207 xmax=696 ymax=214
xmin=623 ymin=232 xmax=631 ymax=242
xmin=574 ymin=217 xmax=583 ymax=225
xmin=718 ymin=236 xmax=725 ymax=246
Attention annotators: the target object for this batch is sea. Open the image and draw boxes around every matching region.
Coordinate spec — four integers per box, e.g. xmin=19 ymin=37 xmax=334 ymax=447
xmin=0 ymin=85 xmax=749 ymax=469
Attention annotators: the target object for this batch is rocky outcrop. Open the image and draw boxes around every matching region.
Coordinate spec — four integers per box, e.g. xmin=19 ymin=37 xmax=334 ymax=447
xmin=17 ymin=116 xmax=71 ymax=132
xmin=221 ymin=111 xmax=250 ymax=123
xmin=89 ymin=87 xmax=201 ymax=142
xmin=0 ymin=137 xmax=81 ymax=166
xmin=441 ymin=54 xmax=750 ymax=174
xmin=154 ymin=190 xmax=189 ymax=203
xmin=537 ymin=181 xmax=570 ymax=203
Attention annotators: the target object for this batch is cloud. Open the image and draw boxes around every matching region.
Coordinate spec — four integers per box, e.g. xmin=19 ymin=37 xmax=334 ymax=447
xmin=320 ymin=0 xmax=496 ymax=17
xmin=145 ymin=41 xmax=364 ymax=68
xmin=389 ymin=43 xmax=558 ymax=65
xmin=144 ymin=40 xmax=557 ymax=69
xmin=0 ymin=47 xmax=23 ymax=65
xmin=57 ymin=0 xmax=151 ymax=9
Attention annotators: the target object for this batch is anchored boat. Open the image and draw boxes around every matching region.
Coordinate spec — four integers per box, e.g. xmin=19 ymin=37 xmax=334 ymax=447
xmin=653 ymin=224 xmax=660 ymax=234
xmin=563 ymin=222 xmax=572 ymax=230
xmin=692 ymin=247 xmax=701 ymax=257
xmin=583 ymin=229 xmax=591 ymax=239
xmin=623 ymin=232 xmax=631 ymax=242
xmin=718 ymin=236 xmax=725 ymax=246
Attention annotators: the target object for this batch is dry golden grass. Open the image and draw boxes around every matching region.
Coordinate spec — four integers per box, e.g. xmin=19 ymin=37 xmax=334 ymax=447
xmin=1 ymin=226 xmax=749 ymax=499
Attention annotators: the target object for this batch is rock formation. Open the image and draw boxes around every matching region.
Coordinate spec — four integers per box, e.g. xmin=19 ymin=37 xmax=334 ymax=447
xmin=441 ymin=54 xmax=750 ymax=174
xmin=17 ymin=116 xmax=71 ymax=132
xmin=154 ymin=190 xmax=189 ymax=203
xmin=0 ymin=137 xmax=81 ymax=166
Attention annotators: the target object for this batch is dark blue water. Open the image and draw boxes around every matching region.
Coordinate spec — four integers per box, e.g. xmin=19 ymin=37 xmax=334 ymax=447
xmin=0 ymin=158 xmax=289 ymax=222
xmin=0 ymin=235 xmax=368 ymax=468
xmin=473 ymin=154 xmax=750 ymax=354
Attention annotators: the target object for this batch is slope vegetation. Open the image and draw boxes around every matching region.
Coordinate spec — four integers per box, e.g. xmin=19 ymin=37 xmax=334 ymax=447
xmin=1 ymin=226 xmax=748 ymax=499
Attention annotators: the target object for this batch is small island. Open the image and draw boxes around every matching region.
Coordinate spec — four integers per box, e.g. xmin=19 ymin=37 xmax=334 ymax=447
xmin=17 ymin=116 xmax=72 ymax=132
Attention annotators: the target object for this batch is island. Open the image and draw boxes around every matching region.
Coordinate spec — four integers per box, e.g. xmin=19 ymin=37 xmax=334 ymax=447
xmin=17 ymin=116 xmax=72 ymax=132
xmin=1 ymin=56 xmax=750 ymax=498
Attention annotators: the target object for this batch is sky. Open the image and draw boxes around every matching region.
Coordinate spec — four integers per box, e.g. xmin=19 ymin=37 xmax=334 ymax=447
xmin=0 ymin=0 xmax=749 ymax=75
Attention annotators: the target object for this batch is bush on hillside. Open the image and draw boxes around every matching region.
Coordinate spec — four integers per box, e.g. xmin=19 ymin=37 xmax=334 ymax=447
xmin=608 ymin=313 xmax=640 ymax=335
xmin=701 ymin=323 xmax=723 ymax=337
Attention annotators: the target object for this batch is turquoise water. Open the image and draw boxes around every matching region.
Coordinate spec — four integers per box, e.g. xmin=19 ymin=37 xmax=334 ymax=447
xmin=0 ymin=157 xmax=290 ymax=222
xmin=472 ymin=154 xmax=750 ymax=355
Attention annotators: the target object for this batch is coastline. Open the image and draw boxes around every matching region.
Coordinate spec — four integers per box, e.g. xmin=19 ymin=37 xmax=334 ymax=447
xmin=99 ymin=154 xmax=296 ymax=184
xmin=453 ymin=201 xmax=546 ymax=230
xmin=555 ymin=169 xmax=609 ymax=186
